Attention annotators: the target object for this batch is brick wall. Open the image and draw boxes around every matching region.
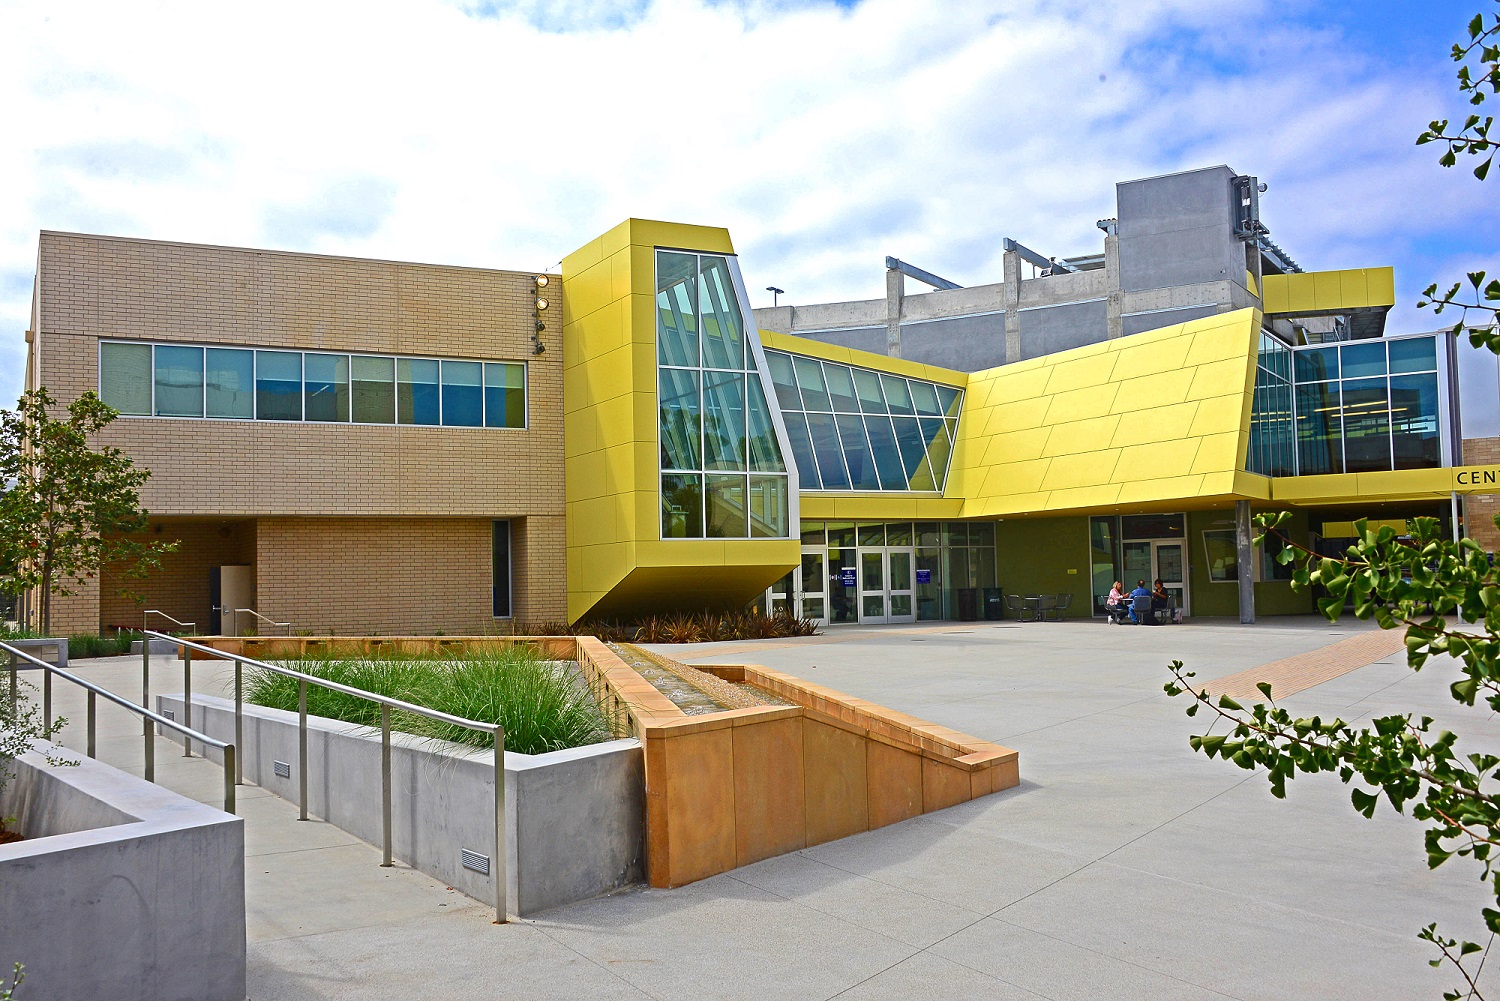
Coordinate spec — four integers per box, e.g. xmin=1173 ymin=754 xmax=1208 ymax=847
xmin=1465 ymin=436 xmax=1500 ymax=552
xmin=97 ymin=520 xmax=257 ymax=634
xmin=31 ymin=232 xmax=567 ymax=633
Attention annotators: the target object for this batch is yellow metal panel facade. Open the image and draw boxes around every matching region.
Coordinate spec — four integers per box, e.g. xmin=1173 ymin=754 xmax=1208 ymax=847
xmin=1261 ymin=267 xmax=1396 ymax=314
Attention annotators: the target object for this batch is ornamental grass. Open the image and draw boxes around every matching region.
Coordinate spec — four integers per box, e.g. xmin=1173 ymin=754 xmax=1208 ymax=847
xmin=244 ymin=646 xmax=611 ymax=756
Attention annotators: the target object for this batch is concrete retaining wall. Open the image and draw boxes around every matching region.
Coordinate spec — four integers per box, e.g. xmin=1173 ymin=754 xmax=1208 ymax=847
xmin=158 ymin=694 xmax=644 ymax=916
xmin=0 ymin=745 xmax=245 ymax=1001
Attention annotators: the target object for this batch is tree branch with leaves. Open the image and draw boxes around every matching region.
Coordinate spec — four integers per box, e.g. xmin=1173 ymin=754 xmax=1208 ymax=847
xmin=0 ymin=389 xmax=177 ymax=635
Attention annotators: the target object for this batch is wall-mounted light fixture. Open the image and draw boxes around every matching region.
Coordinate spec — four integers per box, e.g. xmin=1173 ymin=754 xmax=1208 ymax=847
xmin=531 ymin=277 xmax=550 ymax=354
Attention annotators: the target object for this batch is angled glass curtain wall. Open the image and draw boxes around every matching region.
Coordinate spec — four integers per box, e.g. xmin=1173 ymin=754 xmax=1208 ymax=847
xmin=1247 ymin=332 xmax=1294 ymax=476
xmin=762 ymin=349 xmax=961 ymax=492
xmin=657 ymin=250 xmax=790 ymax=540
xmin=97 ymin=340 xmax=526 ymax=429
xmin=1278 ymin=333 xmax=1443 ymax=475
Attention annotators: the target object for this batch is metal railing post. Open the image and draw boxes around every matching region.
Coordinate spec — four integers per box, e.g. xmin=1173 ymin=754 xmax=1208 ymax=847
xmin=381 ymin=705 xmax=393 ymax=867
xmin=234 ymin=657 xmax=244 ymax=785
xmin=298 ymin=678 xmax=308 ymax=821
xmin=143 ymin=714 xmax=155 ymax=782
xmin=223 ymin=745 xmax=236 ymax=815
xmin=42 ymin=669 xmax=51 ymax=738
xmin=141 ymin=636 xmax=150 ymax=708
xmin=183 ymin=645 xmax=193 ymax=757
xmin=7 ymin=649 xmax=15 ymax=715
xmin=86 ymin=690 xmax=96 ymax=758
xmin=494 ymin=724 xmax=507 ymax=924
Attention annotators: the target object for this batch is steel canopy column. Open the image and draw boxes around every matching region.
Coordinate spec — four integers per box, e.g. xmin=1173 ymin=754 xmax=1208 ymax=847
xmin=1236 ymin=500 xmax=1256 ymax=624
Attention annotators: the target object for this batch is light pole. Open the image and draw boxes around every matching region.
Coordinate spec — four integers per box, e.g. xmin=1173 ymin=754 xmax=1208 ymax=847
xmin=766 ymin=286 xmax=785 ymax=306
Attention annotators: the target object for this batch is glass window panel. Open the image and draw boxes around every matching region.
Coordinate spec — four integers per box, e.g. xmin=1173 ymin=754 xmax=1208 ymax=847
xmin=765 ymin=351 xmax=802 ymax=411
xmin=397 ymin=358 xmax=440 ymax=425
xmin=915 ymin=548 xmax=941 ymax=619
xmin=659 ymin=368 xmax=702 ymax=470
xmin=1341 ymin=341 xmax=1386 ymax=379
xmin=484 ymin=362 xmax=525 ymax=428
xmin=492 ymin=520 xmax=512 ymax=618
xmin=882 ymin=375 xmax=915 ymax=415
xmin=805 ymin=412 xmax=850 ymax=489
xmin=892 ymin=416 xmax=936 ymax=489
xmin=257 ymin=350 xmax=302 ymax=421
xmin=698 ymin=256 xmax=744 ymax=370
xmin=1090 ymin=516 xmax=1119 ymax=615
xmin=969 ymin=522 xmax=995 ymax=547
xmin=936 ymin=385 xmax=961 ymax=418
xmin=154 ymin=345 xmax=203 ymax=417
xmin=910 ymin=381 xmax=942 ymax=416
xmin=916 ymin=521 xmax=940 ymax=547
xmin=703 ymin=371 xmax=748 ymax=471
xmin=864 ymin=415 xmax=908 ymax=490
xmin=859 ymin=524 xmax=885 ymax=547
xmin=656 ymin=251 xmax=700 ymax=367
xmin=205 ymin=348 xmax=254 ymax=419
xmin=661 ymin=474 xmax=703 ymax=538
xmin=1341 ymin=376 xmax=1391 ymax=472
xmin=824 ymin=364 xmax=859 ymax=412
xmin=1295 ymin=381 xmax=1343 ymax=475
xmin=305 ymin=353 xmax=350 ymax=423
xmin=828 ymin=522 xmax=856 ymax=548
xmin=440 ymin=360 xmax=482 ymax=427
xmin=1390 ymin=336 xmax=1438 ymax=374
xmin=853 ymin=368 xmax=887 ymax=413
xmin=1121 ymin=514 xmax=1184 ymax=538
xmin=887 ymin=522 xmax=913 ymax=546
xmin=836 ymin=414 xmax=881 ymax=490
xmin=748 ymin=475 xmax=788 ymax=539
xmin=793 ymin=356 xmax=830 ymax=411
xmin=919 ymin=417 xmax=953 ymax=489
xmin=350 ymin=356 xmax=395 ymax=424
xmin=800 ymin=521 xmax=826 ymax=546
xmin=974 ymin=547 xmax=997 ymax=588
xmin=744 ymin=376 xmax=785 ymax=473
xmin=706 ymin=474 xmax=748 ymax=538
xmin=1390 ymin=373 xmax=1441 ymax=469
xmin=99 ymin=342 xmax=152 ymax=415
xmin=781 ymin=412 xmax=821 ymax=488
xmin=1294 ymin=345 xmax=1338 ymax=383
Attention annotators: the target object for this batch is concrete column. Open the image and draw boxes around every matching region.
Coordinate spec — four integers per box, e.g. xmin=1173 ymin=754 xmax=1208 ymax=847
xmin=1104 ymin=233 xmax=1123 ymax=340
xmin=884 ymin=269 xmax=904 ymax=358
xmin=1003 ymin=249 xmax=1022 ymax=362
xmin=1236 ymin=500 xmax=1255 ymax=624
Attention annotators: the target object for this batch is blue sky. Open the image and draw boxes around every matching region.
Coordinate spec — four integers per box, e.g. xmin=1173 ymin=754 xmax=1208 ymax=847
xmin=1 ymin=0 xmax=1495 ymax=408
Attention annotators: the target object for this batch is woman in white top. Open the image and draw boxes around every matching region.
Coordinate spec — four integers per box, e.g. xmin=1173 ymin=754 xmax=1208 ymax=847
xmin=1105 ymin=581 xmax=1126 ymax=622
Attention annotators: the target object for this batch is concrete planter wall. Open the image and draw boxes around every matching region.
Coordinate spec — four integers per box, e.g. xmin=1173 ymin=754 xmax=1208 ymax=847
xmin=0 ymin=745 xmax=245 ymax=1001
xmin=158 ymin=694 xmax=644 ymax=916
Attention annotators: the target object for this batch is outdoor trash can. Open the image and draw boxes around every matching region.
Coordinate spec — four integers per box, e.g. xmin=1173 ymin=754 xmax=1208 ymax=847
xmin=983 ymin=587 xmax=1004 ymax=620
xmin=956 ymin=587 xmax=979 ymax=621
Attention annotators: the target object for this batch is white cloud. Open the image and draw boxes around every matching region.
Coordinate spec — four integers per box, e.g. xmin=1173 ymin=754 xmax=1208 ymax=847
xmin=0 ymin=0 xmax=1492 ymax=406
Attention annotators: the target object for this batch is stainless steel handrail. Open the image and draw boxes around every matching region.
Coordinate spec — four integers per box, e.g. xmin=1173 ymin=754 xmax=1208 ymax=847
xmin=232 ymin=608 xmax=290 ymax=635
xmin=1 ymin=640 xmax=235 ymax=814
xmin=142 ymin=609 xmax=196 ymax=634
xmin=143 ymin=630 xmax=508 ymax=923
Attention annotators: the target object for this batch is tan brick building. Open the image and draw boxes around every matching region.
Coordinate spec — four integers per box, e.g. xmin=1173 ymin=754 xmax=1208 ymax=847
xmin=24 ymin=232 xmax=565 ymax=635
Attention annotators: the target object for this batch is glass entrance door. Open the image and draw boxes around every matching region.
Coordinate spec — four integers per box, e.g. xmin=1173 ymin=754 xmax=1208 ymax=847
xmin=860 ymin=549 xmax=886 ymax=622
xmin=798 ymin=549 xmax=827 ymax=624
xmin=887 ymin=549 xmax=915 ymax=622
xmin=829 ymin=547 xmax=858 ymax=624
xmin=1152 ymin=541 xmax=1187 ymax=615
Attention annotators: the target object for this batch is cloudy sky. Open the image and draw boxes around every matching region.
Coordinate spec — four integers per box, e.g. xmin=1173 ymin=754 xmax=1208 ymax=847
xmin=1 ymin=0 xmax=1494 ymax=407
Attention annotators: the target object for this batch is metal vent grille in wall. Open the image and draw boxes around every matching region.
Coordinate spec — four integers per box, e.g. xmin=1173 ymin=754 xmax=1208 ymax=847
xmin=461 ymin=849 xmax=491 ymax=875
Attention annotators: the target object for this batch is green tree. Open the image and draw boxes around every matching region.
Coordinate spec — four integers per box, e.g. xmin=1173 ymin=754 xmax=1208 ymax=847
xmin=1167 ymin=9 xmax=1500 ymax=998
xmin=0 ymin=389 xmax=176 ymax=635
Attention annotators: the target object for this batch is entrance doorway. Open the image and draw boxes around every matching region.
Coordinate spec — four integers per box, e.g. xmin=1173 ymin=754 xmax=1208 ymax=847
xmin=1123 ymin=539 xmax=1188 ymax=615
xmin=858 ymin=547 xmax=916 ymax=624
xmin=768 ymin=549 xmax=831 ymax=625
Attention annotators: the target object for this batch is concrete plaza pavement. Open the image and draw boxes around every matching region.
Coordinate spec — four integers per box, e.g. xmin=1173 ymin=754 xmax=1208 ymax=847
xmin=38 ymin=617 xmax=1500 ymax=999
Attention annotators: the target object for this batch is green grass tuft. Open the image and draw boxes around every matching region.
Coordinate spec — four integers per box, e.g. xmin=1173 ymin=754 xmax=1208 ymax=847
xmin=244 ymin=647 xmax=611 ymax=755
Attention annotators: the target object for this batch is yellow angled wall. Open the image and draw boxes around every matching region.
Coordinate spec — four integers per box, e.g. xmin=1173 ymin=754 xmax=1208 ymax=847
xmin=561 ymin=219 xmax=797 ymax=623
xmin=950 ymin=309 xmax=1262 ymax=518
xmin=1261 ymin=267 xmax=1395 ymax=314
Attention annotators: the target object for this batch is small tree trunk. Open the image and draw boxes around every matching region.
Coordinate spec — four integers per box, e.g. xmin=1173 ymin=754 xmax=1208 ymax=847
xmin=39 ymin=561 xmax=51 ymax=637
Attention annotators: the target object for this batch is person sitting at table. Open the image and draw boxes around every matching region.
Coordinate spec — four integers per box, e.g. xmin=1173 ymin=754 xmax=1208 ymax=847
xmin=1128 ymin=580 xmax=1152 ymax=624
xmin=1105 ymin=581 xmax=1127 ymax=623
xmin=1151 ymin=578 xmax=1171 ymax=624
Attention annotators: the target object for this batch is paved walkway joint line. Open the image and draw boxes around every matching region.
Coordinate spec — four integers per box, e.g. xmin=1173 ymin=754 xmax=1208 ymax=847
xmin=1204 ymin=627 xmax=1406 ymax=701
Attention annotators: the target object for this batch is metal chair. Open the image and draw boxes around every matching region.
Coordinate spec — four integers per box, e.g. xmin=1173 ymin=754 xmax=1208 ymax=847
xmin=1130 ymin=593 xmax=1155 ymax=625
xmin=1045 ymin=594 xmax=1072 ymax=621
xmin=1037 ymin=594 xmax=1058 ymax=621
xmin=1005 ymin=594 xmax=1032 ymax=622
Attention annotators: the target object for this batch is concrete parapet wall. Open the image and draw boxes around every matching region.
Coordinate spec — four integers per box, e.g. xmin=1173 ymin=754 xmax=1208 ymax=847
xmin=0 ymin=745 xmax=245 ymax=1001
xmin=574 ymin=636 xmax=1020 ymax=889
xmin=157 ymin=693 xmax=643 ymax=916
